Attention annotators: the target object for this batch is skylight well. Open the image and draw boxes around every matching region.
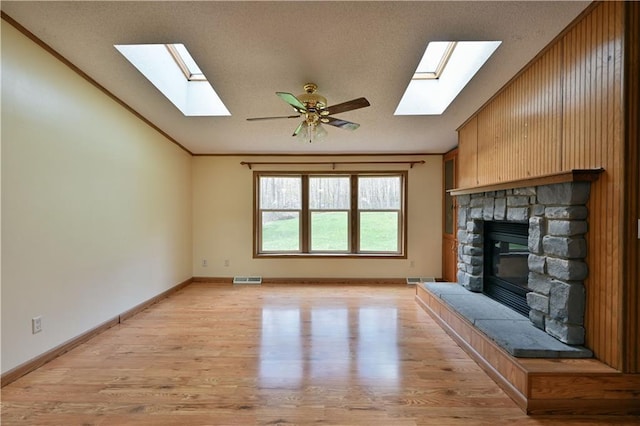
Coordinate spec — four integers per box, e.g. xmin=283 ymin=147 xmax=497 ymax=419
xmin=395 ymin=40 xmax=501 ymax=115
xmin=166 ymin=44 xmax=206 ymax=81
xmin=413 ymin=41 xmax=456 ymax=80
xmin=115 ymin=43 xmax=230 ymax=116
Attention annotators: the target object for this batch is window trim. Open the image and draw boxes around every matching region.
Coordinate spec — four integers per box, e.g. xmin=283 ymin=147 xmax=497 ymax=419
xmin=256 ymin=174 xmax=303 ymax=254
xmin=253 ymin=171 xmax=408 ymax=258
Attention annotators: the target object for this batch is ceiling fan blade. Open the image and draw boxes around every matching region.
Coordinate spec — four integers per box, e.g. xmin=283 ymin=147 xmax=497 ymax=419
xmin=276 ymin=92 xmax=307 ymax=112
xmin=324 ymin=117 xmax=360 ymax=131
xmin=326 ymin=97 xmax=370 ymax=115
xmin=246 ymin=115 xmax=300 ymax=121
xmin=292 ymin=121 xmax=305 ymax=136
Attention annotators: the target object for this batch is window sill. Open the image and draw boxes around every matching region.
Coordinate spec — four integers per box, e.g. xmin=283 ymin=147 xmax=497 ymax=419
xmin=255 ymin=253 xmax=406 ymax=259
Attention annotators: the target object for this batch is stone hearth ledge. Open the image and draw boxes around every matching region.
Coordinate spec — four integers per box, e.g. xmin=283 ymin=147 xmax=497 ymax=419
xmin=424 ymin=282 xmax=592 ymax=358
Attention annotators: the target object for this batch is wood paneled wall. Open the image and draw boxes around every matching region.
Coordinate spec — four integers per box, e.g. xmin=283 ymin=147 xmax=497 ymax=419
xmin=475 ymin=42 xmax=564 ymax=185
xmin=563 ymin=1 xmax=625 ymax=372
xmin=456 ymin=117 xmax=477 ymax=188
xmin=457 ymin=2 xmax=639 ymax=371
xmin=623 ymin=0 xmax=640 ymax=372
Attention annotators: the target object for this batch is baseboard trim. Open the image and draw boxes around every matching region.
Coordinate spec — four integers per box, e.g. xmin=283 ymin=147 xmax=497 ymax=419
xmin=1 ymin=277 xmax=192 ymax=387
xmin=119 ymin=277 xmax=192 ymax=322
xmin=192 ymin=276 xmax=407 ymax=285
xmin=192 ymin=276 xmax=232 ymax=283
xmin=0 ymin=316 xmax=120 ymax=387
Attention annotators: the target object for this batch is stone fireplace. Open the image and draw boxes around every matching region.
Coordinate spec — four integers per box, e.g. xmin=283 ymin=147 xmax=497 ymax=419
xmin=455 ymin=181 xmax=591 ymax=345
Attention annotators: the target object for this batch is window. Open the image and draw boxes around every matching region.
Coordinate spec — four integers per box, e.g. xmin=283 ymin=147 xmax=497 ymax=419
xmin=309 ymin=176 xmax=350 ymax=252
xmin=259 ymin=176 xmax=301 ymax=252
xmin=255 ymin=172 xmax=406 ymax=257
xmin=358 ymin=176 xmax=402 ymax=253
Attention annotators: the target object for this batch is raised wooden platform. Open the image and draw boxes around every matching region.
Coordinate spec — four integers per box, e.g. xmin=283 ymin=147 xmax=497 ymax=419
xmin=416 ymin=283 xmax=640 ymax=415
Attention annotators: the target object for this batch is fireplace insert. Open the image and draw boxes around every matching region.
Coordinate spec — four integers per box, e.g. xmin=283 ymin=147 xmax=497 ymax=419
xmin=483 ymin=221 xmax=530 ymax=316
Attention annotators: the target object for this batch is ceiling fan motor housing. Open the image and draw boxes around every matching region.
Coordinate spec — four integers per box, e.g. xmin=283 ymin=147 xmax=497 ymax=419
xmin=298 ymin=83 xmax=327 ymax=110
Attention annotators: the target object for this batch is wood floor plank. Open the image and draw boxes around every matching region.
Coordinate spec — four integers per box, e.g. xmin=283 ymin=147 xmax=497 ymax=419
xmin=1 ymin=283 xmax=638 ymax=425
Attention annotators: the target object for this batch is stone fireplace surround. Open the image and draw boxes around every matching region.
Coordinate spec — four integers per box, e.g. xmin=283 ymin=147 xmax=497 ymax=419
xmin=455 ymin=181 xmax=592 ymax=345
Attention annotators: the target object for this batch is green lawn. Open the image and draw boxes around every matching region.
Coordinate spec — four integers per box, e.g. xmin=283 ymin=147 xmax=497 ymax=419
xmin=261 ymin=215 xmax=300 ymax=251
xmin=262 ymin=211 xmax=398 ymax=252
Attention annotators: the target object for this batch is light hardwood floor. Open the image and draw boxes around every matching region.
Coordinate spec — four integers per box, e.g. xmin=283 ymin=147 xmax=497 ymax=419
xmin=2 ymin=283 xmax=638 ymax=425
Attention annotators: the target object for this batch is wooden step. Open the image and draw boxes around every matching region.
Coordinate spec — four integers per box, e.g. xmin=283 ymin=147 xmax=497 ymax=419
xmin=415 ymin=283 xmax=640 ymax=415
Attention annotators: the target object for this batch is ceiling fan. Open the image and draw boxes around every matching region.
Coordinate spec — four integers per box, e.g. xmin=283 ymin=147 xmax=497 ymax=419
xmin=247 ymin=83 xmax=370 ymax=143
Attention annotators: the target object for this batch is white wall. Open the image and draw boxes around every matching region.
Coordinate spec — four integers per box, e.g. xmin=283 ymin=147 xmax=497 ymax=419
xmin=1 ymin=16 xmax=445 ymax=375
xmin=192 ymin=156 xmax=442 ymax=279
xmin=1 ymin=23 xmax=193 ymax=373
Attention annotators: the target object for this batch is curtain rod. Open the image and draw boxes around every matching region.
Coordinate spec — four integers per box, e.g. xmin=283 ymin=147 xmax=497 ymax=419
xmin=240 ymin=160 xmax=426 ymax=170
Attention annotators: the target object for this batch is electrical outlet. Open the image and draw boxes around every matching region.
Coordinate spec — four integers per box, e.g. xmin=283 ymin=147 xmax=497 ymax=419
xmin=202 ymin=259 xmax=207 ymax=267
xmin=224 ymin=259 xmax=230 ymax=267
xmin=32 ymin=316 xmax=42 ymax=334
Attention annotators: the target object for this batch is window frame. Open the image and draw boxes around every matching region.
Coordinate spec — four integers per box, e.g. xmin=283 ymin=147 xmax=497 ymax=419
xmin=254 ymin=171 xmax=408 ymax=258
xmin=308 ymin=174 xmax=352 ymax=254
xmin=257 ymin=175 xmax=303 ymax=254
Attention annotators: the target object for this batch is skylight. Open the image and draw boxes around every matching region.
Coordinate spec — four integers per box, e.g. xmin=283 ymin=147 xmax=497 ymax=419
xmin=413 ymin=41 xmax=456 ymax=80
xmin=115 ymin=43 xmax=230 ymax=116
xmin=395 ymin=41 xmax=501 ymax=115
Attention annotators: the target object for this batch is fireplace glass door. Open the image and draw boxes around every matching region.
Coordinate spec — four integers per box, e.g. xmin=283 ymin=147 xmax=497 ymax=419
xmin=484 ymin=222 xmax=530 ymax=316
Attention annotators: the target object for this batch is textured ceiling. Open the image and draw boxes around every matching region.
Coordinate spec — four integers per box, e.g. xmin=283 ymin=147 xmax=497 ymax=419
xmin=1 ymin=1 xmax=591 ymax=155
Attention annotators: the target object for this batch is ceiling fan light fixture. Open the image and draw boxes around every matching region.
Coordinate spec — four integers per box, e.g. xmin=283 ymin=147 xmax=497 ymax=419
xmin=295 ymin=122 xmax=312 ymax=143
xmin=296 ymin=121 xmax=327 ymax=143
